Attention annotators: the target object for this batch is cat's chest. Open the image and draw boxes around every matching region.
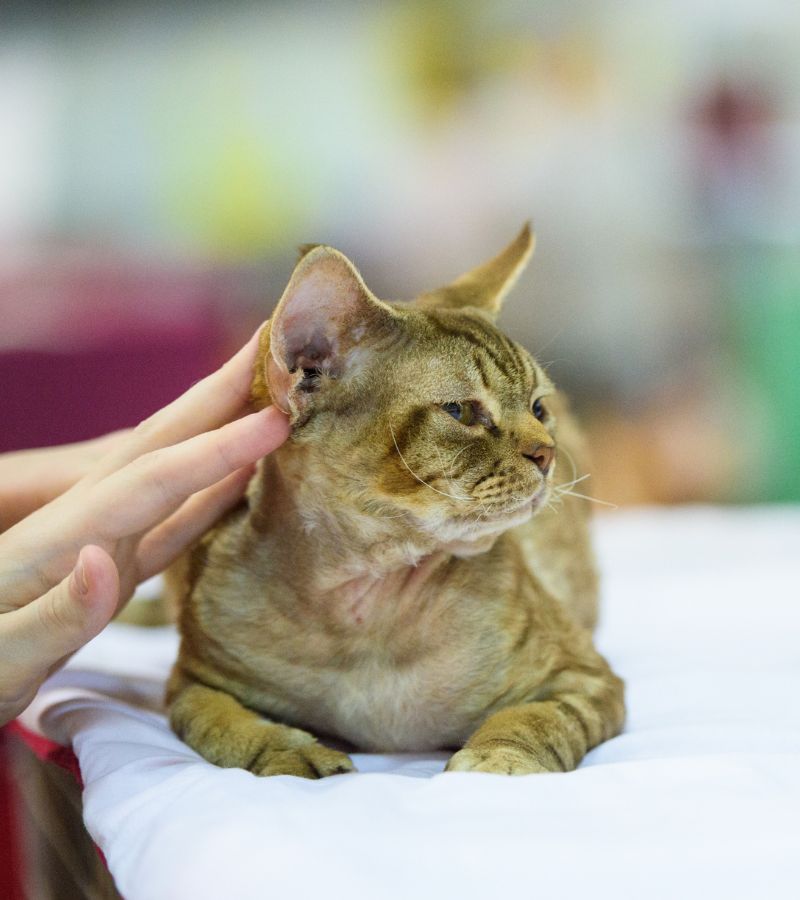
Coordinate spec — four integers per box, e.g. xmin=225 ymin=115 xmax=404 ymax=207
xmin=317 ymin=556 xmax=450 ymax=631
xmin=283 ymin=625 xmax=503 ymax=751
xmin=208 ymin=559 xmax=511 ymax=751
xmin=315 ymin=654 xmax=484 ymax=751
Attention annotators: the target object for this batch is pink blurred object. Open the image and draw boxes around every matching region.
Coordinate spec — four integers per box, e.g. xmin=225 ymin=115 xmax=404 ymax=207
xmin=0 ymin=251 xmax=229 ymax=452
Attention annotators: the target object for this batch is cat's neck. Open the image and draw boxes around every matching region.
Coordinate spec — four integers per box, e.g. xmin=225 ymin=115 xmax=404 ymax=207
xmin=248 ymin=449 xmax=497 ymax=591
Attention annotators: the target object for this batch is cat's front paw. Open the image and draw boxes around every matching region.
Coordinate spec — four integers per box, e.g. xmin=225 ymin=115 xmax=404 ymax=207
xmin=445 ymin=743 xmax=553 ymax=776
xmin=251 ymin=743 xmax=355 ymax=779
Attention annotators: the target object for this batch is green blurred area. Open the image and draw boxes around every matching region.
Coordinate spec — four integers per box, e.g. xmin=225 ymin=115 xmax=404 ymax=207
xmin=730 ymin=248 xmax=800 ymax=502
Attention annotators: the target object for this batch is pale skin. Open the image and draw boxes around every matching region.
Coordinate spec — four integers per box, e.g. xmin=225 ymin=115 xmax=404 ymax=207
xmin=0 ymin=327 xmax=290 ymax=727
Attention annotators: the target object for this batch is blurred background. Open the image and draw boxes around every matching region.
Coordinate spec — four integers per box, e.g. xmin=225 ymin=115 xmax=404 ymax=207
xmin=2 ymin=0 xmax=799 ymax=505
xmin=1 ymin=6 xmax=798 ymax=896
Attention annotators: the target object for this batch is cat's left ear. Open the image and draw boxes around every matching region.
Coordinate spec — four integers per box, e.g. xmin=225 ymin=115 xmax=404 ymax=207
xmin=418 ymin=222 xmax=535 ymax=320
xmin=262 ymin=246 xmax=397 ymax=419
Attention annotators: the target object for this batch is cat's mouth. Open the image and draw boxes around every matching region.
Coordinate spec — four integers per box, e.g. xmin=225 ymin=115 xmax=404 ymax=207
xmin=464 ymin=485 xmax=547 ymax=528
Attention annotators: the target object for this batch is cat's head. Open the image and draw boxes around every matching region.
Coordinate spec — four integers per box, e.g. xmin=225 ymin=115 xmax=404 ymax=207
xmin=253 ymin=224 xmax=559 ymax=550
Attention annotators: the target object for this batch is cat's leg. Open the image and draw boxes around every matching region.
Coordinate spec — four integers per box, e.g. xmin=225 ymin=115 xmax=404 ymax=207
xmin=446 ymin=654 xmax=624 ymax=775
xmin=168 ymin=672 xmax=354 ymax=779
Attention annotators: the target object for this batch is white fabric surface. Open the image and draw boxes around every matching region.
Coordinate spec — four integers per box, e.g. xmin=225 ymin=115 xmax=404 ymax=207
xmin=21 ymin=506 xmax=800 ymax=900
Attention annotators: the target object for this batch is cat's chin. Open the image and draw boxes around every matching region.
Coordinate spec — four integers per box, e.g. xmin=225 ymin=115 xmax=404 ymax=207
xmin=480 ymin=497 xmax=536 ymax=524
xmin=468 ymin=486 xmax=548 ymax=529
xmin=432 ymin=491 xmax=546 ymax=556
xmin=439 ymin=513 xmax=530 ymax=557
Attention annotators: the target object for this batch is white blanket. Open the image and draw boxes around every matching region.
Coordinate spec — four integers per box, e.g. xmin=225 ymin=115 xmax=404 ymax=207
xmin=21 ymin=507 xmax=800 ymax=900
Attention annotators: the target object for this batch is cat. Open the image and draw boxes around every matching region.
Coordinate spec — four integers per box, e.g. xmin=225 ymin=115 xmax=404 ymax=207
xmin=166 ymin=224 xmax=625 ymax=777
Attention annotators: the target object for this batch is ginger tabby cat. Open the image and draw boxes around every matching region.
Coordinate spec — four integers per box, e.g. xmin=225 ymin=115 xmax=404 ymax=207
xmin=166 ymin=225 xmax=625 ymax=777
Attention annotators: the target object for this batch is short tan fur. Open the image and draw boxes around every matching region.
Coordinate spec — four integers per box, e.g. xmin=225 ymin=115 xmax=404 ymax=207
xmin=167 ymin=225 xmax=625 ymax=777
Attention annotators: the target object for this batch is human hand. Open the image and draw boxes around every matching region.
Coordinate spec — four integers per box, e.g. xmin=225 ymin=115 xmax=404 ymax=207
xmin=0 ymin=326 xmax=289 ymax=726
xmin=0 ymin=430 xmax=131 ymax=532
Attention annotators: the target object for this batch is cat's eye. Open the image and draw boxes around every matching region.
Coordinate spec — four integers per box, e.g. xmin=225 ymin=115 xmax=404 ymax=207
xmin=442 ymin=401 xmax=477 ymax=426
xmin=532 ymin=398 xmax=546 ymax=421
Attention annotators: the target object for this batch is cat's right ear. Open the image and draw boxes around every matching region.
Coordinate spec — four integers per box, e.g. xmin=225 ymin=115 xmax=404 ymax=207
xmin=259 ymin=246 xmax=397 ymax=420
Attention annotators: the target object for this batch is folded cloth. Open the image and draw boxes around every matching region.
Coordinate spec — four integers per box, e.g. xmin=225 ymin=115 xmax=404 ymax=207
xmin=19 ymin=507 xmax=800 ymax=900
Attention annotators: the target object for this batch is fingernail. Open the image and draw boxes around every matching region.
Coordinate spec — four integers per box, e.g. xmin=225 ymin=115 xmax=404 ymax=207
xmin=74 ymin=555 xmax=90 ymax=596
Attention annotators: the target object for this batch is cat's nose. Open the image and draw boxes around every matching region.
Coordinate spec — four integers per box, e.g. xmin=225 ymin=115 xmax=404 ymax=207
xmin=522 ymin=442 xmax=554 ymax=475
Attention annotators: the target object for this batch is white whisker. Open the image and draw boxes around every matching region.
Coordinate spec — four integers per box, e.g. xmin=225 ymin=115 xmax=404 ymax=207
xmin=557 ymin=445 xmax=580 ymax=486
xmin=389 ymin=424 xmax=476 ymax=503
xmin=532 ymin=328 xmax=563 ymax=359
xmin=556 ymin=489 xmax=618 ymax=509
xmin=556 ymin=473 xmax=591 ymax=492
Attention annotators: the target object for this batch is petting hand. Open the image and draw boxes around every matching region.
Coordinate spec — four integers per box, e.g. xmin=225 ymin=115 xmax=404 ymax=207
xmin=0 ymin=325 xmax=289 ymax=726
xmin=0 ymin=430 xmax=131 ymax=533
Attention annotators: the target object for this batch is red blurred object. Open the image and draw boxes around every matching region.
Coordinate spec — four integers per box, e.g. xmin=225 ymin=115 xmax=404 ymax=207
xmin=0 ymin=722 xmax=90 ymax=898
xmin=0 ymin=729 xmax=25 ymax=900
xmin=0 ymin=326 xmax=224 ymax=452
xmin=4 ymin=721 xmax=82 ymax=786
xmin=0 ymin=254 xmax=231 ymax=451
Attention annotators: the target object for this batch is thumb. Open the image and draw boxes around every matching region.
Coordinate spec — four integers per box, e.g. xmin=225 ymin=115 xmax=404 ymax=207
xmin=7 ymin=545 xmax=120 ymax=674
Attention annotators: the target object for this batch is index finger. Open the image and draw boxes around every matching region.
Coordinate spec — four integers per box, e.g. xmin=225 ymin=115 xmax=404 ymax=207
xmin=86 ymin=405 xmax=289 ymax=540
xmin=92 ymin=323 xmax=268 ymax=477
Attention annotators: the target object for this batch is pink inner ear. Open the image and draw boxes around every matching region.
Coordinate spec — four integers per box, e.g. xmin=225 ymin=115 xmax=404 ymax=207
xmin=271 ymin=257 xmax=363 ymax=376
xmin=280 ymin=313 xmax=337 ymax=373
